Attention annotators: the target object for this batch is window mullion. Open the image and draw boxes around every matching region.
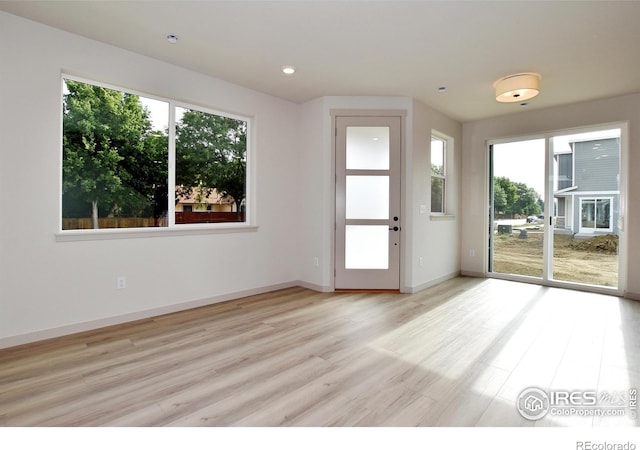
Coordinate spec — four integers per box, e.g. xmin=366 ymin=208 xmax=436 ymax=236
xmin=168 ymin=102 xmax=176 ymax=228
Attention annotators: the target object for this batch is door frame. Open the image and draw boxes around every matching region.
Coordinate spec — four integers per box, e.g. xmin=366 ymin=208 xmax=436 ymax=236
xmin=486 ymin=122 xmax=628 ymax=296
xmin=330 ymin=109 xmax=407 ymax=292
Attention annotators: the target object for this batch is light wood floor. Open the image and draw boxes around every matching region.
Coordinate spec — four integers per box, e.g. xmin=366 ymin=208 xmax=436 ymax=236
xmin=1 ymin=277 xmax=639 ymax=426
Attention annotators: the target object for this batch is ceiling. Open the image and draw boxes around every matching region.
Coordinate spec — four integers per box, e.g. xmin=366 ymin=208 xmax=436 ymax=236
xmin=2 ymin=1 xmax=639 ymax=122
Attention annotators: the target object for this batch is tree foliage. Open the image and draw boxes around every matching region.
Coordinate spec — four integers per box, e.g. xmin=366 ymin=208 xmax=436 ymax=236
xmin=431 ymin=164 xmax=444 ymax=212
xmin=493 ymin=176 xmax=541 ymax=217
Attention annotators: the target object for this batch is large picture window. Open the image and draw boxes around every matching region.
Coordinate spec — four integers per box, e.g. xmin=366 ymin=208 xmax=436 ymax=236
xmin=61 ymin=77 xmax=249 ymax=231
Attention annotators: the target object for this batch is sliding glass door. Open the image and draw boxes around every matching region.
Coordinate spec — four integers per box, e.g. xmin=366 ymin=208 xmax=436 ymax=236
xmin=550 ymin=129 xmax=621 ymax=288
xmin=489 ymin=126 xmax=624 ymax=292
xmin=489 ymin=139 xmax=545 ymax=279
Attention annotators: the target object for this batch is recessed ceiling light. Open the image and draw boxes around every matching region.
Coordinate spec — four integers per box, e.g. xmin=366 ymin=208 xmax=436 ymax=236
xmin=282 ymin=66 xmax=296 ymax=75
xmin=437 ymin=86 xmax=447 ymax=93
xmin=167 ymin=34 xmax=178 ymax=44
xmin=520 ymin=102 xmax=529 ymax=107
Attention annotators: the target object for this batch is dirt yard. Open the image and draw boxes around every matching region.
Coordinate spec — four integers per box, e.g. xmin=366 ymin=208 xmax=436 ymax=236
xmin=492 ymin=231 xmax=618 ymax=287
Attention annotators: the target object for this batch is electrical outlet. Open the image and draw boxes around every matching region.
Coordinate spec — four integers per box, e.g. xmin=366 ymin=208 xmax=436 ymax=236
xmin=117 ymin=276 xmax=126 ymax=289
xmin=313 ymin=256 xmax=320 ymax=267
xmin=469 ymin=249 xmax=475 ymax=257
xmin=419 ymin=256 xmax=424 ymax=267
xmin=419 ymin=204 xmax=427 ymax=215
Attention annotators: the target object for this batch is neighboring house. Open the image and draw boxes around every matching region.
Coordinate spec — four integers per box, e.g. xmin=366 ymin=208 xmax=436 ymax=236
xmin=554 ymin=136 xmax=620 ymax=236
xmin=175 ymin=188 xmax=235 ymax=213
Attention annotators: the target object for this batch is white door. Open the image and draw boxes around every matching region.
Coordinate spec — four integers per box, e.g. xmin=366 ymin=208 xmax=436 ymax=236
xmin=335 ymin=116 xmax=401 ymax=290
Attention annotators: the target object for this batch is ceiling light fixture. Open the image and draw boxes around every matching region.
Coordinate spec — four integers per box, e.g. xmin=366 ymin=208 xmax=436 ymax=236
xmin=494 ymin=73 xmax=541 ymax=103
xmin=166 ymin=34 xmax=178 ymax=44
xmin=282 ymin=66 xmax=296 ymax=75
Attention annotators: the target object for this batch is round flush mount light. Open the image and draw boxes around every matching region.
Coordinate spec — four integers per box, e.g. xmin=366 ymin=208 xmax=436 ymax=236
xmin=282 ymin=65 xmax=296 ymax=75
xmin=166 ymin=34 xmax=179 ymax=44
xmin=494 ymin=73 xmax=541 ymax=103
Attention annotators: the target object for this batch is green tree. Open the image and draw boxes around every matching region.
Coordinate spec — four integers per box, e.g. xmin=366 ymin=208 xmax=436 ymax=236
xmin=431 ymin=164 xmax=444 ymax=212
xmin=62 ymin=80 xmax=167 ymax=228
xmin=494 ymin=177 xmax=518 ymax=216
xmin=513 ymin=182 xmax=541 ymax=217
xmin=175 ymin=110 xmax=247 ymax=220
xmin=493 ymin=181 xmax=507 ymax=215
xmin=493 ymin=176 xmax=541 ymax=218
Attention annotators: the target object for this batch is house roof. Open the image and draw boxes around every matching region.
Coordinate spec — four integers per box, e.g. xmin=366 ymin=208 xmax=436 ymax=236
xmin=568 ymin=135 xmax=620 ymax=145
xmin=554 ymin=186 xmax=578 ymax=197
xmin=2 ymin=1 xmax=639 ymax=122
xmin=176 ymin=188 xmax=233 ymax=205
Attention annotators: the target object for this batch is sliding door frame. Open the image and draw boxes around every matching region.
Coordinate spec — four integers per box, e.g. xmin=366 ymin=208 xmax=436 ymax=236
xmin=486 ymin=122 xmax=628 ymax=296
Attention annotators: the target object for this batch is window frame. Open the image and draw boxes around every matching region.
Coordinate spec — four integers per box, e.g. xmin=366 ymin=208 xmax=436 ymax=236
xmin=430 ymin=134 xmax=447 ymax=215
xmin=58 ymin=74 xmax=255 ymax=241
xmin=579 ymin=196 xmax=614 ymax=233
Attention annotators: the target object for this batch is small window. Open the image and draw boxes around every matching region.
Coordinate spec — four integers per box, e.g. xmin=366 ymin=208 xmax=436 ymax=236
xmin=431 ymin=136 xmax=446 ymax=214
xmin=580 ymin=197 xmax=613 ymax=232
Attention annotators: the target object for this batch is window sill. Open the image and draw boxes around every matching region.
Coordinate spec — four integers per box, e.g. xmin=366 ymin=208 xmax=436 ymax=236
xmin=55 ymin=223 xmax=258 ymax=242
xmin=430 ymin=214 xmax=456 ymax=221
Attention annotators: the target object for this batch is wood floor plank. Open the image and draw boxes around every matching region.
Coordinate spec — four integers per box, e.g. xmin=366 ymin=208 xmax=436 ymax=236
xmin=1 ymin=277 xmax=639 ymax=426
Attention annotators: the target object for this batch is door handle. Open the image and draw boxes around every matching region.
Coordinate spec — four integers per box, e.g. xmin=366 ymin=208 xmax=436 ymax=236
xmin=389 ymin=226 xmax=399 ymax=231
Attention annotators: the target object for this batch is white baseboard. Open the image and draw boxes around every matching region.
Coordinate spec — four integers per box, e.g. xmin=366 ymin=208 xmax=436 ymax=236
xmin=0 ymin=281 xmax=300 ymax=350
xmin=624 ymin=291 xmax=640 ymax=301
xmin=461 ymin=270 xmax=485 ymax=278
xmin=404 ymin=271 xmax=461 ymax=294
xmin=296 ymin=280 xmax=333 ymax=292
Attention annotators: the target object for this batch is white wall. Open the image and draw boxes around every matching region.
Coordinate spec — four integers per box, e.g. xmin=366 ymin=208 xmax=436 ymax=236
xmin=409 ymin=99 xmax=462 ymax=291
xmin=0 ymin=11 xmax=465 ymax=348
xmin=0 ymin=12 xmax=301 ymax=347
xmin=296 ymin=97 xmax=331 ymax=290
xmin=460 ymin=94 xmax=640 ymax=296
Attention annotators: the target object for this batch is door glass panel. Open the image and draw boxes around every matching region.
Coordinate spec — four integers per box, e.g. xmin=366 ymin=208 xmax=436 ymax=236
xmin=552 ymin=129 xmax=620 ymax=287
xmin=346 ymin=176 xmax=389 ymax=219
xmin=345 ymin=225 xmax=389 ymax=269
xmin=346 ymin=127 xmax=390 ymax=170
xmin=490 ymin=139 xmax=545 ymax=278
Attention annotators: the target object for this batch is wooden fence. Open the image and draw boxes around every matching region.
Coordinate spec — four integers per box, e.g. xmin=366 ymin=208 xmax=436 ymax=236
xmin=63 ymin=212 xmax=243 ymax=229
xmin=175 ymin=212 xmax=244 ymax=224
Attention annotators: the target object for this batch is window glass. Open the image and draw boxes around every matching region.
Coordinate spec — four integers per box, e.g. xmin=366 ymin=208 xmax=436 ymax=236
xmin=175 ymin=107 xmax=247 ymax=224
xmin=62 ymin=79 xmax=168 ymax=229
xmin=431 ymin=177 xmax=445 ymax=214
xmin=431 ymin=138 xmax=445 ymax=176
xmin=431 ymin=136 xmax=446 ymax=213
